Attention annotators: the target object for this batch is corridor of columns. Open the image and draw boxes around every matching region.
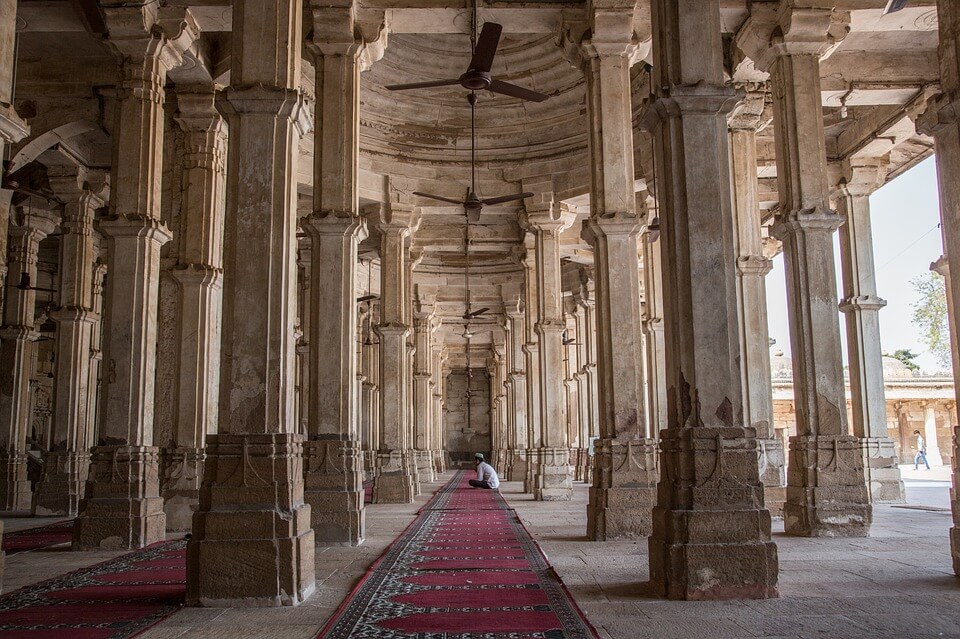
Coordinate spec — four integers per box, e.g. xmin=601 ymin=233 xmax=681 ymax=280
xmin=1 ymin=0 xmax=960 ymax=637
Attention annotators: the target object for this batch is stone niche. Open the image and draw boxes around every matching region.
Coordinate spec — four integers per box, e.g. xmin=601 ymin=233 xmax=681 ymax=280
xmin=443 ymin=370 xmax=491 ymax=467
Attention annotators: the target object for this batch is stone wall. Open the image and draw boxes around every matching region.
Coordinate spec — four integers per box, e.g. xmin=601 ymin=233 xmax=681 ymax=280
xmin=443 ymin=370 xmax=491 ymax=466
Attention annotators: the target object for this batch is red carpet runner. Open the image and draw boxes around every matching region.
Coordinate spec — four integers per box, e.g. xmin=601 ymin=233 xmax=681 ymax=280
xmin=2 ymin=521 xmax=73 ymax=555
xmin=319 ymin=471 xmax=598 ymax=638
xmin=0 ymin=540 xmax=186 ymax=638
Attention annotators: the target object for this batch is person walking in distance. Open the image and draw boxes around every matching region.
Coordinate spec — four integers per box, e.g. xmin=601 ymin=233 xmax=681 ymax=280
xmin=469 ymin=453 xmax=500 ymax=490
xmin=913 ymin=429 xmax=931 ymax=470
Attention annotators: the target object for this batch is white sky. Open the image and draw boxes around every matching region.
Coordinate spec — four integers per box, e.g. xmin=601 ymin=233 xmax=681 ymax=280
xmin=765 ymin=155 xmax=949 ymax=375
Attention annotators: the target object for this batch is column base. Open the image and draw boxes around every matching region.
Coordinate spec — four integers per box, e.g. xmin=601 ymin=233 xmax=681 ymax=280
xmin=523 ymin=449 xmax=539 ymax=493
xmin=758 ymin=438 xmax=786 ymax=517
xmin=587 ymin=438 xmax=658 ymax=540
xmin=32 ymin=451 xmax=90 ymax=517
xmin=533 ymin=448 xmax=573 ymax=501
xmin=415 ymin=450 xmax=436 ymax=483
xmin=187 ymin=434 xmax=316 ymax=607
xmin=860 ymin=437 xmax=906 ymax=504
xmin=507 ymin=450 xmax=528 ymax=482
xmin=0 ymin=455 xmax=32 ymax=512
xmin=74 ymin=446 xmax=166 ymax=550
xmin=649 ymin=427 xmax=778 ymax=600
xmin=161 ymin=446 xmax=204 ymax=532
xmin=363 ymin=450 xmax=377 ymax=480
xmin=784 ymin=435 xmax=872 ymax=537
xmin=433 ymin=450 xmax=446 ymax=474
xmin=303 ymin=438 xmax=365 ymax=546
xmin=406 ymin=451 xmax=422 ymax=496
xmin=373 ymin=451 xmax=415 ymax=504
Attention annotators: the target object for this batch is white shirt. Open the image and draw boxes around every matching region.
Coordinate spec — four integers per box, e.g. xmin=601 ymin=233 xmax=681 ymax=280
xmin=476 ymin=461 xmax=500 ymax=489
xmin=917 ymin=434 xmax=926 ymax=453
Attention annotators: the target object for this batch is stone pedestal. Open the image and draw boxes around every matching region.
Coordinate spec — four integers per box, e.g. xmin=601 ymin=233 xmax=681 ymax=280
xmin=860 ymin=437 xmax=906 ymax=504
xmin=588 ymin=438 xmax=657 ymax=539
xmin=759 ymin=438 xmax=787 ymax=516
xmin=534 ymin=447 xmax=574 ymax=501
xmin=160 ymin=446 xmax=204 ymax=532
xmin=303 ymin=438 xmax=364 ymax=545
xmin=415 ymin=450 xmax=435 ymax=484
xmin=508 ymin=449 xmax=528 ymax=482
xmin=188 ymin=434 xmax=315 ymax=606
xmin=650 ymin=428 xmax=779 ymax=600
xmin=373 ymin=450 xmax=415 ymax=503
xmin=33 ymin=451 xmax=91 ymax=517
xmin=0 ymin=453 xmax=30 ymax=512
xmin=783 ymin=435 xmax=872 ymax=537
xmin=74 ymin=445 xmax=166 ymax=549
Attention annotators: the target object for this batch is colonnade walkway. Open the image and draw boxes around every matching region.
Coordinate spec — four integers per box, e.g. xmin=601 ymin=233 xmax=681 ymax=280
xmin=1 ymin=473 xmax=960 ymax=638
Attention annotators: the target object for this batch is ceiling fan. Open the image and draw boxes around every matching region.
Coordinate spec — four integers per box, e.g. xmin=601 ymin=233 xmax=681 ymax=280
xmin=414 ymin=93 xmax=533 ymax=223
xmin=882 ymin=0 xmax=908 ymax=15
xmin=357 ymin=258 xmax=378 ymax=304
xmin=385 ymin=13 xmax=550 ymax=104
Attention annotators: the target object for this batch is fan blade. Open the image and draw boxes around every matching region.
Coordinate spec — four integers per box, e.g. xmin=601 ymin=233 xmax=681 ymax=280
xmin=481 ymin=192 xmax=535 ymax=206
xmin=882 ymin=0 xmax=909 ymax=15
xmin=385 ymin=78 xmax=462 ymax=91
xmin=413 ymin=191 xmax=466 ymax=206
xmin=357 ymin=294 xmax=377 ymax=303
xmin=464 ymin=307 xmax=490 ymax=319
xmin=469 ymin=22 xmax=502 ymax=72
xmin=486 ymin=79 xmax=549 ymax=103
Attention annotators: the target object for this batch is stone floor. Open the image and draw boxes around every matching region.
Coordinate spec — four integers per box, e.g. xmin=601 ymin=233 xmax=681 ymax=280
xmin=2 ymin=472 xmax=960 ymax=638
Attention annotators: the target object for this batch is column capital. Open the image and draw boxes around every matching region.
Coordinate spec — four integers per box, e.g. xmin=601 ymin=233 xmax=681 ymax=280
xmin=736 ymin=255 xmax=773 ymax=277
xmin=376 ymin=202 xmax=420 ymax=236
xmin=770 ymin=207 xmax=843 ymax=240
xmin=175 ymin=88 xmax=226 ymax=134
xmin=303 ymin=212 xmax=369 ymax=241
xmin=728 ymin=90 xmax=768 ymax=132
xmin=735 ymin=2 xmax=849 ymax=73
xmin=98 ymin=214 xmax=173 ymax=244
xmin=0 ymin=103 xmax=29 ymax=146
xmin=838 ymin=294 xmax=887 ymax=313
xmin=931 ymin=255 xmax=949 ymax=278
xmin=103 ymin=5 xmax=200 ymax=77
xmin=557 ymin=2 xmax=648 ymax=69
xmin=307 ymin=1 xmax=388 ymax=70
xmin=521 ymin=198 xmax=576 ymax=235
xmin=11 ymin=207 xmax=60 ymax=241
xmin=581 ymin=214 xmax=641 ymax=245
xmin=835 ymin=157 xmax=888 ymax=199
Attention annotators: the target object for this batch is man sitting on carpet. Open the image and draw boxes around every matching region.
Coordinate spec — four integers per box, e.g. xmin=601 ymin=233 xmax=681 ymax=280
xmin=469 ymin=453 xmax=500 ymax=490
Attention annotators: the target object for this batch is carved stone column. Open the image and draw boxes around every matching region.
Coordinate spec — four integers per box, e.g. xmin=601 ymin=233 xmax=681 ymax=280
xmin=645 ymin=0 xmax=778 ymax=599
xmin=728 ymin=93 xmax=787 ymax=511
xmin=520 ymin=234 xmax=542 ymax=493
xmin=562 ymin=304 xmax=582 ymax=480
xmin=186 ymin=0 xmax=315 ymax=606
xmin=738 ymin=3 xmax=870 ymax=538
xmin=504 ymin=297 xmax=528 ymax=481
xmin=412 ymin=290 xmax=437 ymax=483
xmin=0 ymin=206 xmax=58 ymax=511
xmin=836 ymin=157 xmax=905 ymax=503
xmin=523 ymin=194 xmax=575 ymax=501
xmin=432 ymin=345 xmax=447 ymax=472
xmin=34 ymin=170 xmax=107 ymax=516
xmin=639 ymin=218 xmax=667 ymax=441
xmin=74 ymin=7 xmax=199 ymax=549
xmin=159 ymin=88 xmax=228 ymax=532
xmin=564 ymin=15 xmax=657 ymax=539
xmin=374 ymin=204 xmax=418 ymax=503
xmin=573 ymin=274 xmax=598 ymax=485
xmin=917 ymin=0 xmax=960 ymax=573
xmin=360 ymin=300 xmax=379 ymax=478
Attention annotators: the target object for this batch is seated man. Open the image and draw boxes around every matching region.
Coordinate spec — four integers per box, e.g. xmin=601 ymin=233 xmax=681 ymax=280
xmin=468 ymin=453 xmax=500 ymax=490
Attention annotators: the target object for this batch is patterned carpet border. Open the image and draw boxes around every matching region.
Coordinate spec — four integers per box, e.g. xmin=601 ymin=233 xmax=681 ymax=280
xmin=2 ymin=520 xmax=73 ymax=554
xmin=318 ymin=471 xmax=599 ymax=639
xmin=0 ymin=540 xmax=186 ymax=638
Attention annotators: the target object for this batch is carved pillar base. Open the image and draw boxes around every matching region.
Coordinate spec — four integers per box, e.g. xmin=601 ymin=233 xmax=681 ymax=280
xmin=860 ymin=437 xmax=906 ymax=504
xmin=415 ymin=449 xmax=436 ymax=483
xmin=533 ymin=447 xmax=573 ymax=501
xmin=432 ymin=449 xmax=445 ymax=474
xmin=161 ymin=446 xmax=204 ymax=532
xmin=649 ymin=427 xmax=779 ymax=600
xmin=587 ymin=438 xmax=657 ymax=540
xmin=373 ymin=451 xmax=415 ymax=504
xmin=363 ymin=450 xmax=376 ymax=480
xmin=32 ymin=451 xmax=91 ymax=516
xmin=759 ymin=438 xmax=787 ymax=517
xmin=507 ymin=450 xmax=528 ymax=482
xmin=187 ymin=434 xmax=316 ymax=607
xmin=523 ymin=449 xmax=539 ymax=493
xmin=407 ymin=451 xmax=422 ymax=495
xmin=303 ymin=438 xmax=365 ymax=546
xmin=784 ymin=435 xmax=872 ymax=537
xmin=74 ymin=446 xmax=166 ymax=550
xmin=0 ymin=455 xmax=32 ymax=511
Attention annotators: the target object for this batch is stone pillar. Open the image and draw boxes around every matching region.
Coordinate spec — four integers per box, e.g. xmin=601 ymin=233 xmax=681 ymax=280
xmin=374 ymin=204 xmax=418 ymax=503
xmin=574 ymin=274 xmax=599 ymax=485
xmin=295 ymin=241 xmax=311 ymax=438
xmin=836 ymin=157 xmax=906 ymax=503
xmin=87 ymin=259 xmax=107 ymax=452
xmin=432 ymin=346 xmax=447 ymax=472
xmin=490 ymin=333 xmax=509 ymax=469
xmin=504 ymin=297 xmax=529 ymax=482
xmin=360 ymin=301 xmax=379 ymax=478
xmin=74 ymin=8 xmax=199 ymax=549
xmin=523 ymin=194 xmax=575 ymax=501
xmin=520 ymin=234 xmax=542 ymax=493
xmin=640 ymin=220 xmax=667 ymax=440
xmin=33 ymin=170 xmax=107 ymax=516
xmin=917 ymin=0 xmax=960 ymax=573
xmin=186 ymin=0 xmax=315 ymax=607
xmin=728 ymin=94 xmax=787 ymax=508
xmin=160 ymin=88 xmax=227 ymax=532
xmin=0 ymin=0 xmax=30 ymax=319
xmin=562 ymin=304 xmax=582 ymax=480
xmin=564 ymin=15 xmax=658 ymax=540
xmin=643 ymin=0 xmax=778 ymax=599
xmin=301 ymin=4 xmax=381 ymax=545
xmin=922 ymin=402 xmax=944 ymax=466
xmin=412 ymin=291 xmax=437 ymax=483
xmin=0 ymin=206 xmax=58 ymax=511
xmin=738 ymin=3 xmax=870 ymax=538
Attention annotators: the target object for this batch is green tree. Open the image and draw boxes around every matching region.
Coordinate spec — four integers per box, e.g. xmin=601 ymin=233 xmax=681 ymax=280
xmin=910 ymin=272 xmax=951 ymax=370
xmin=883 ymin=348 xmax=920 ymax=372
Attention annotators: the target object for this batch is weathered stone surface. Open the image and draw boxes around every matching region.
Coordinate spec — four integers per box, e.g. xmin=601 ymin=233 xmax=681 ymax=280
xmin=303 ymin=438 xmax=364 ymax=546
xmin=588 ymin=439 xmax=657 ymax=539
